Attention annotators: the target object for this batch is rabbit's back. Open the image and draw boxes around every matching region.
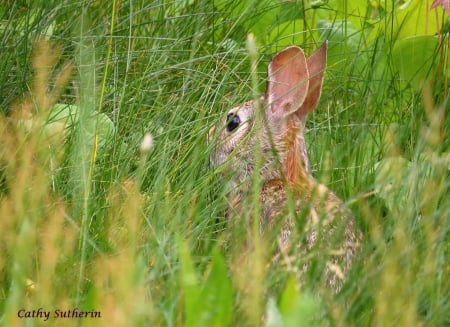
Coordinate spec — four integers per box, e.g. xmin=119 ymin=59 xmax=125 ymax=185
xmin=258 ymin=178 xmax=360 ymax=289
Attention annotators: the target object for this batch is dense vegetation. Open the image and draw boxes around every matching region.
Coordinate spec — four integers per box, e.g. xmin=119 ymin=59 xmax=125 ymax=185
xmin=0 ymin=1 xmax=448 ymax=326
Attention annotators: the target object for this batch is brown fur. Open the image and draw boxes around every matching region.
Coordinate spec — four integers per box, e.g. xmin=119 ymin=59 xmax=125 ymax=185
xmin=283 ymin=119 xmax=310 ymax=185
xmin=210 ymin=43 xmax=362 ymax=291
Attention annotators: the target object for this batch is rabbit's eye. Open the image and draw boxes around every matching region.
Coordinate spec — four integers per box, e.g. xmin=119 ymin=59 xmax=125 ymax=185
xmin=226 ymin=113 xmax=241 ymax=132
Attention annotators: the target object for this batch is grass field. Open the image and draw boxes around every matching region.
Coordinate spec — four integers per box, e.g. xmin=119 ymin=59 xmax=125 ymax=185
xmin=0 ymin=1 xmax=449 ymax=326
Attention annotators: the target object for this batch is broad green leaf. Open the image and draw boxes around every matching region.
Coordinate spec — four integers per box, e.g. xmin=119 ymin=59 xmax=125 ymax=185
xmin=183 ymin=247 xmax=233 ymax=327
xmin=391 ymin=35 xmax=439 ymax=88
xmin=46 ymin=103 xmax=115 ymax=148
xmin=214 ymin=0 xmax=258 ymax=15
xmin=198 ymin=249 xmax=233 ymax=327
xmin=394 ymin=0 xmax=444 ymax=38
xmin=278 ymin=277 xmax=326 ymax=327
xmin=376 ymin=0 xmax=395 ymax=12
xmin=47 ymin=103 xmax=79 ymax=126
xmin=179 ymin=239 xmax=201 ymax=326
xmin=317 ymin=19 xmax=360 ymax=48
xmin=369 ymin=0 xmax=444 ymax=41
xmin=267 ymin=20 xmax=305 ymax=53
xmin=316 ymin=0 xmax=369 ymax=31
xmin=214 ymin=0 xmax=304 ymax=47
xmin=95 ymin=112 xmax=115 ymax=147
xmin=15 ymin=104 xmax=78 ymax=142
xmin=254 ymin=1 xmax=304 ymax=46
xmin=265 ymin=297 xmax=283 ymax=327
xmin=317 ymin=19 xmax=366 ymax=74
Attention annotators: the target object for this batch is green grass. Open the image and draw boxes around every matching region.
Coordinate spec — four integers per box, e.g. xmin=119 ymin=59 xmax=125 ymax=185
xmin=0 ymin=1 xmax=449 ymax=326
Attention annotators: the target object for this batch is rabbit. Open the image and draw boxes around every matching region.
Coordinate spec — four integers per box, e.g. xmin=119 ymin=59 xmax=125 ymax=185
xmin=209 ymin=42 xmax=362 ymax=290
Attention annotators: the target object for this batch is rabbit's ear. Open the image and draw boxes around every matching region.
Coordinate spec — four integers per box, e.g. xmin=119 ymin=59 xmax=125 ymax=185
xmin=267 ymin=46 xmax=309 ymax=120
xmin=296 ymin=41 xmax=327 ymax=118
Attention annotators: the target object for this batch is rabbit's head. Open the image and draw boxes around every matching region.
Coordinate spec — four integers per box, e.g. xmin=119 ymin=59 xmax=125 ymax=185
xmin=210 ymin=43 xmax=362 ymax=290
xmin=210 ymin=43 xmax=327 ymax=191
